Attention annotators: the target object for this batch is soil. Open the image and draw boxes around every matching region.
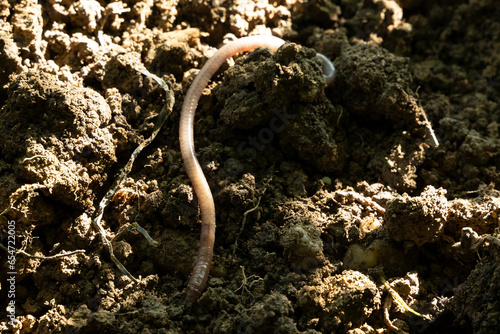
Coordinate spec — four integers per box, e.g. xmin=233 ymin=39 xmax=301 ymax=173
xmin=1 ymin=0 xmax=500 ymax=333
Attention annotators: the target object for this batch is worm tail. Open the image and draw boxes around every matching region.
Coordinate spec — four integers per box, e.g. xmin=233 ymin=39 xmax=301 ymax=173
xmin=185 ymin=218 xmax=216 ymax=304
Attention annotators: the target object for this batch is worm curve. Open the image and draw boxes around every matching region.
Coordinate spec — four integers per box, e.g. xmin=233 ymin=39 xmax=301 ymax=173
xmin=180 ymin=35 xmax=335 ymax=304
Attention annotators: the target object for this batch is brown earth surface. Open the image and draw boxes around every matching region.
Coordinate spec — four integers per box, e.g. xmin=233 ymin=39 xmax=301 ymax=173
xmin=1 ymin=0 xmax=500 ymax=333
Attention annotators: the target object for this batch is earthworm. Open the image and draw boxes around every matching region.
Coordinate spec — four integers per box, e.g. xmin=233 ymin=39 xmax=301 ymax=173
xmin=180 ymin=35 xmax=335 ymax=304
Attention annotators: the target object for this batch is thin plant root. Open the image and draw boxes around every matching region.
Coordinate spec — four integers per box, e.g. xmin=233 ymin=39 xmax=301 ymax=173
xmin=91 ymin=62 xmax=173 ymax=281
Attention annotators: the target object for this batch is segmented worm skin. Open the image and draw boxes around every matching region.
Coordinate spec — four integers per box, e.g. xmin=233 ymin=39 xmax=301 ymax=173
xmin=179 ymin=35 xmax=335 ymax=304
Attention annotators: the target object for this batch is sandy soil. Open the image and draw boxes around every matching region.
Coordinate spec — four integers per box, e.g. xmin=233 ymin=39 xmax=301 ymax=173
xmin=1 ymin=0 xmax=499 ymax=333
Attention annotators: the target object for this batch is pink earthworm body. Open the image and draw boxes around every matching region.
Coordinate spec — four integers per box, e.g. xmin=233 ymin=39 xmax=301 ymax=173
xmin=179 ymin=35 xmax=335 ymax=304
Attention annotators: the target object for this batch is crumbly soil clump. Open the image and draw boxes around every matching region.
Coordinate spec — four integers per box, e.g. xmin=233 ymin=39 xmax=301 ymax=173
xmin=1 ymin=0 xmax=499 ymax=333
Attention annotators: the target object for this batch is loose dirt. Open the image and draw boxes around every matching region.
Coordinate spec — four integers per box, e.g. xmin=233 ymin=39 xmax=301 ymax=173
xmin=1 ymin=0 xmax=499 ymax=333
